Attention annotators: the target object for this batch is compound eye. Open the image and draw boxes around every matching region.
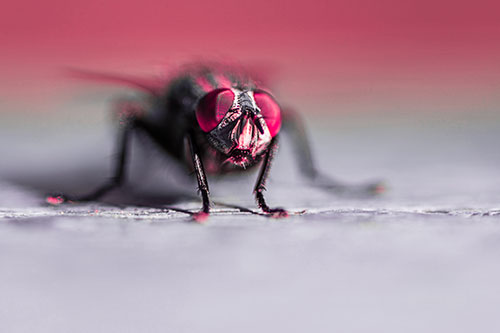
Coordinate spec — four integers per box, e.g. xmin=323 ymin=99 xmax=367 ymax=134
xmin=254 ymin=91 xmax=281 ymax=137
xmin=195 ymin=89 xmax=235 ymax=132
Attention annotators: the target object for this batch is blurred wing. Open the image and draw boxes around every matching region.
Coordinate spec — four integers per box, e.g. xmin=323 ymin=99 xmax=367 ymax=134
xmin=65 ymin=68 xmax=165 ymax=96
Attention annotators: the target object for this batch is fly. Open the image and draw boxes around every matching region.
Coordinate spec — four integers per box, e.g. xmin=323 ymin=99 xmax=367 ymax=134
xmin=47 ymin=64 xmax=384 ymax=221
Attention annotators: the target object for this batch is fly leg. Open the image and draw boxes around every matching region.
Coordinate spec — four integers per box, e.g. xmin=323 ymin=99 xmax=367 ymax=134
xmin=282 ymin=108 xmax=385 ymax=195
xmin=47 ymin=118 xmax=135 ymax=205
xmin=254 ymin=136 xmax=288 ymax=218
xmin=187 ymin=132 xmax=211 ymax=222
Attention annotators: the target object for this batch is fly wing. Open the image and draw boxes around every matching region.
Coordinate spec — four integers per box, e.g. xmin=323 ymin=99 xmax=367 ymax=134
xmin=66 ymin=68 xmax=165 ymax=96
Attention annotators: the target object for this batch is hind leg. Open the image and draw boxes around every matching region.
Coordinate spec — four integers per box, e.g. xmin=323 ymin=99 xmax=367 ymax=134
xmin=281 ymin=108 xmax=385 ymax=195
xmin=47 ymin=117 xmax=136 ymax=204
xmin=46 ymin=97 xmax=150 ymax=204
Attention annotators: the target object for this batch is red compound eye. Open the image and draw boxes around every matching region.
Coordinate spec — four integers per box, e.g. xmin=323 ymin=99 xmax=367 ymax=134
xmin=254 ymin=91 xmax=282 ymax=137
xmin=195 ymin=89 xmax=235 ymax=132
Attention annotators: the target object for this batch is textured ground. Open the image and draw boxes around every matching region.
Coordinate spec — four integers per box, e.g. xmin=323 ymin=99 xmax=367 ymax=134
xmin=1 ymin=104 xmax=500 ymax=332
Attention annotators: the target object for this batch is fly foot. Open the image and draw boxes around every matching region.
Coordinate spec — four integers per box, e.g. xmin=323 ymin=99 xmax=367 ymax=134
xmin=264 ymin=208 xmax=289 ymax=218
xmin=46 ymin=194 xmax=71 ymax=205
xmin=192 ymin=211 xmax=209 ymax=223
xmin=363 ymin=181 xmax=386 ymax=195
xmin=372 ymin=182 xmax=386 ymax=194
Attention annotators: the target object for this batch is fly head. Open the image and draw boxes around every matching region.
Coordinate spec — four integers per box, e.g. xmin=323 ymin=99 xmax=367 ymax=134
xmin=195 ymin=88 xmax=282 ymax=168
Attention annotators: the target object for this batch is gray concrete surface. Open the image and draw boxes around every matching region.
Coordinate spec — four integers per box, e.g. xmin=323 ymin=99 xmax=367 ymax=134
xmin=1 ymin=102 xmax=500 ymax=332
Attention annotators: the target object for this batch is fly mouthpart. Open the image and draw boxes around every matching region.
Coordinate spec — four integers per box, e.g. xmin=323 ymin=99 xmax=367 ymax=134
xmin=230 ymin=149 xmax=251 ymax=159
xmin=224 ymin=149 xmax=253 ymax=168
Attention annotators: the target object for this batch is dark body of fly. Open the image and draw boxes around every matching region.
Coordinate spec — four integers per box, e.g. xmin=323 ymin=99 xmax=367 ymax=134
xmin=144 ymin=67 xmax=275 ymax=172
xmin=50 ymin=65 xmax=382 ymax=219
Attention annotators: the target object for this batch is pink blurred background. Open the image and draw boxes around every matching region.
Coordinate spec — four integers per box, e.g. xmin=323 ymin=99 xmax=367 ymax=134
xmin=1 ymin=0 xmax=499 ymax=113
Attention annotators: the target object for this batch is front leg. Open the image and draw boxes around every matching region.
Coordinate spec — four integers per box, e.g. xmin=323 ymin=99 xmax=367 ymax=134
xmin=254 ymin=136 xmax=288 ymax=218
xmin=187 ymin=132 xmax=211 ymax=221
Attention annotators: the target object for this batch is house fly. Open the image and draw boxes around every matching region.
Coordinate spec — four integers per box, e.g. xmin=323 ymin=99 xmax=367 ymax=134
xmin=47 ymin=64 xmax=384 ymax=220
